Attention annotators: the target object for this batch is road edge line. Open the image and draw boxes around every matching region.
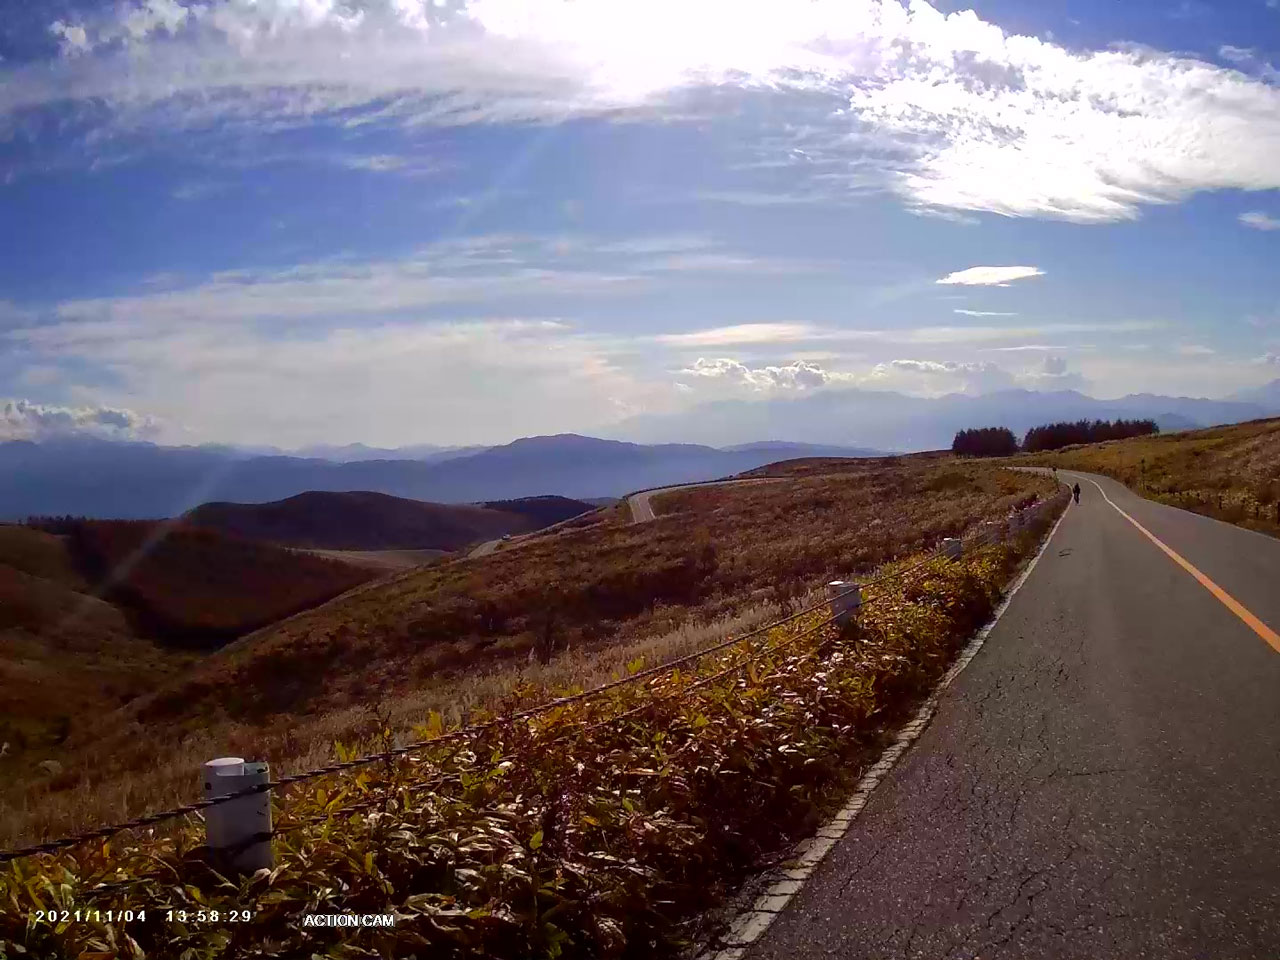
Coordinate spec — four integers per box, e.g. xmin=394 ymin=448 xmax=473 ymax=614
xmin=701 ymin=494 xmax=1073 ymax=959
xmin=1078 ymin=475 xmax=1280 ymax=655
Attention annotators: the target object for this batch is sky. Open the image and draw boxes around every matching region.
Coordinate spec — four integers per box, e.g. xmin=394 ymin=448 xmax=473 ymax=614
xmin=1 ymin=0 xmax=1278 ymax=448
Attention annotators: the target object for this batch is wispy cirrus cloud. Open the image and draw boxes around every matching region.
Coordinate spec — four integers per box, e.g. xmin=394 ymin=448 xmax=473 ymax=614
xmin=936 ymin=266 xmax=1044 ymax=286
xmin=655 ymin=323 xmax=820 ymax=347
xmin=1240 ymin=211 xmax=1280 ymax=231
xmin=953 ymin=309 xmax=1018 ymax=317
xmin=7 ymin=0 xmax=1280 ymax=223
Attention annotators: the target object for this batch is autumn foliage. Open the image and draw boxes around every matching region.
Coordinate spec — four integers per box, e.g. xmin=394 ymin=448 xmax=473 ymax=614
xmin=0 ymin=501 xmax=1064 ymax=959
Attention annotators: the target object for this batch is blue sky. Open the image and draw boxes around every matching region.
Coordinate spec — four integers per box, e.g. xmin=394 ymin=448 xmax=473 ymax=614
xmin=1 ymin=0 xmax=1279 ymax=448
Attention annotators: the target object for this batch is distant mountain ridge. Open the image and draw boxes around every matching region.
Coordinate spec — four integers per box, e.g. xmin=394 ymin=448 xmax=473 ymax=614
xmin=615 ymin=383 xmax=1280 ymax=450
xmin=0 ymin=435 xmax=879 ymax=520
xmin=185 ymin=491 xmax=594 ymax=551
xmin=5 ymin=381 xmax=1277 ymax=521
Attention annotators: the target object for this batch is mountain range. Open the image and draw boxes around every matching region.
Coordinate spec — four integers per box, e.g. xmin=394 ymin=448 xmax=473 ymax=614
xmin=4 ymin=381 xmax=1277 ymax=521
xmin=612 ymin=384 xmax=1280 ymax=449
xmin=0 ymin=435 xmax=882 ymax=520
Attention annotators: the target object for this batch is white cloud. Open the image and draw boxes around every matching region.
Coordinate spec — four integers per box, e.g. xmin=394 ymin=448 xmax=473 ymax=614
xmin=655 ymin=319 xmax=1159 ymax=350
xmin=1240 ymin=211 xmax=1280 ymax=231
xmin=1177 ymin=344 xmax=1215 ymax=355
xmin=867 ymin=352 xmax=1088 ymax=395
xmin=635 ymin=252 xmax=822 ymax=275
xmin=656 ymin=323 xmax=820 ymax=347
xmin=680 ymin=358 xmax=852 ymax=391
xmin=1 ymin=398 xmax=162 ymax=441
xmin=981 ymin=343 xmax=1077 ymax=352
xmin=11 ymin=317 xmax=674 ymax=447
xmin=1253 ymin=352 xmax=1279 ymax=365
xmin=5 ymin=1 xmax=1280 ymax=222
xmin=953 ymin=309 xmax=1018 ymax=317
xmin=1019 ymin=352 xmax=1087 ymax=390
xmin=867 ymin=358 xmax=1015 ymax=395
xmin=936 ymin=266 xmax=1044 ymax=286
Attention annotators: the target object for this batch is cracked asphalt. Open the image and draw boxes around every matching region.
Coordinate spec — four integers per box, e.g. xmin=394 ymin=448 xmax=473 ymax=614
xmin=744 ymin=470 xmax=1280 ymax=960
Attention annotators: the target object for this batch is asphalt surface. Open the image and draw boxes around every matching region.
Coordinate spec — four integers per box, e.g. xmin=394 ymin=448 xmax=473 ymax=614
xmin=744 ymin=470 xmax=1280 ymax=960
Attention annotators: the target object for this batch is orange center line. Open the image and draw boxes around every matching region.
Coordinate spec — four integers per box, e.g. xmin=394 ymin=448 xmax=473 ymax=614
xmin=1078 ymin=476 xmax=1280 ymax=655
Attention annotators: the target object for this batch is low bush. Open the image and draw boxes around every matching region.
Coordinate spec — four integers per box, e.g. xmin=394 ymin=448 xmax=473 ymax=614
xmin=1 ymin=513 xmax=1060 ymax=959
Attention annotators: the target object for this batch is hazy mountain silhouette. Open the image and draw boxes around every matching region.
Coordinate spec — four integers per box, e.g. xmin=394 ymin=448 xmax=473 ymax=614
xmin=6 ymin=383 xmax=1275 ymax=521
xmin=614 ymin=387 xmax=1275 ymax=449
xmin=1229 ymin=377 xmax=1280 ymax=409
xmin=0 ymin=435 xmax=879 ymax=520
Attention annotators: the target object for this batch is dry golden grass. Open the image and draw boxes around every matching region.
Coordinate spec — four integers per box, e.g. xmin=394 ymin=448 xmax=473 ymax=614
xmin=1 ymin=457 xmax=1053 ymax=850
xmin=2 ymin=503 xmax=1066 ymax=959
xmin=1019 ymin=417 xmax=1280 ymax=535
xmin=0 ymin=601 xmax=784 ymax=848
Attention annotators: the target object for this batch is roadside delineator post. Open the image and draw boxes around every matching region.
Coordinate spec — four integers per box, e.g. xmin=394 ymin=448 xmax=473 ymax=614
xmin=826 ymin=581 xmax=862 ymax=626
xmin=941 ymin=537 xmax=962 ymax=560
xmin=203 ymin=757 xmax=273 ymax=873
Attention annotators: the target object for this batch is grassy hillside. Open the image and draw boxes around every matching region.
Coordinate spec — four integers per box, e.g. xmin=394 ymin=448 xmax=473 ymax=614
xmin=2 ymin=482 xmax=1068 ymax=959
xmin=1 ymin=520 xmax=380 ymax=842
xmin=1020 ymin=417 xmax=1280 ymax=536
xmin=54 ymin=519 xmax=377 ymax=644
xmin=184 ymin=490 xmax=594 ymax=550
xmin=0 ymin=527 xmax=198 ymax=787
xmin=3 ymin=456 xmax=1053 ymax=850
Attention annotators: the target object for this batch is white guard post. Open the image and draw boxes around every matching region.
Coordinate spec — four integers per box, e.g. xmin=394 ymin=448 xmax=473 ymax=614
xmin=202 ymin=757 xmax=274 ymax=873
xmin=941 ymin=537 xmax=962 ymax=560
xmin=826 ymin=581 xmax=862 ymax=627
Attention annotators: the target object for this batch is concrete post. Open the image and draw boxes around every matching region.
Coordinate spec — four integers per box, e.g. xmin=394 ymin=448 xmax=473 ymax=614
xmin=203 ymin=757 xmax=273 ymax=873
xmin=826 ymin=581 xmax=862 ymax=627
xmin=942 ymin=537 xmax=962 ymax=560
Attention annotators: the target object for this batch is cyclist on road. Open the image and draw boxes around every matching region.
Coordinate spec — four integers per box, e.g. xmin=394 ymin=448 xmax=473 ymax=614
xmin=1072 ymin=482 xmax=1081 ymax=504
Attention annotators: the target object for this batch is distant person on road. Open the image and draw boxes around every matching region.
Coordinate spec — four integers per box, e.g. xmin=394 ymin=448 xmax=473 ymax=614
xmin=1072 ymin=482 xmax=1081 ymax=504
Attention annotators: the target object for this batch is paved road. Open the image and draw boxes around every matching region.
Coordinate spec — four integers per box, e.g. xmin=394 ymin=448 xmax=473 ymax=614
xmin=744 ymin=470 xmax=1280 ymax=960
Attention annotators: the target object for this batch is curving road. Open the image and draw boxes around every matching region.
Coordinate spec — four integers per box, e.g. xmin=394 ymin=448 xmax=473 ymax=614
xmin=740 ymin=470 xmax=1280 ymax=960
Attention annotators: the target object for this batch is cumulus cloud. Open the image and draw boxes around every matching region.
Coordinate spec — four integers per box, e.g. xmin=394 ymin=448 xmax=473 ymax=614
xmin=6 ymin=1 xmax=1280 ymax=222
xmin=680 ymin=358 xmax=851 ymax=391
xmin=936 ymin=266 xmax=1044 ymax=286
xmin=1 ymin=399 xmax=162 ymax=441
xmin=868 ymin=358 xmax=1016 ymax=394
xmin=1019 ymin=353 xmax=1088 ymax=390
xmin=1240 ymin=211 xmax=1280 ymax=231
xmin=867 ymin=352 xmax=1090 ymax=395
xmin=47 ymin=21 xmax=91 ymax=55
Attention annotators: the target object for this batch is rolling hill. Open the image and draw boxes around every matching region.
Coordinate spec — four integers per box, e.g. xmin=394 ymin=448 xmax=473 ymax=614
xmin=184 ymin=491 xmax=595 ymax=550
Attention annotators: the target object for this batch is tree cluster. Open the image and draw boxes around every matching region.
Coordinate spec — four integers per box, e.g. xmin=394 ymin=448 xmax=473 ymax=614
xmin=951 ymin=426 xmax=1019 ymax=458
xmin=1022 ymin=418 xmax=1158 ymax=453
